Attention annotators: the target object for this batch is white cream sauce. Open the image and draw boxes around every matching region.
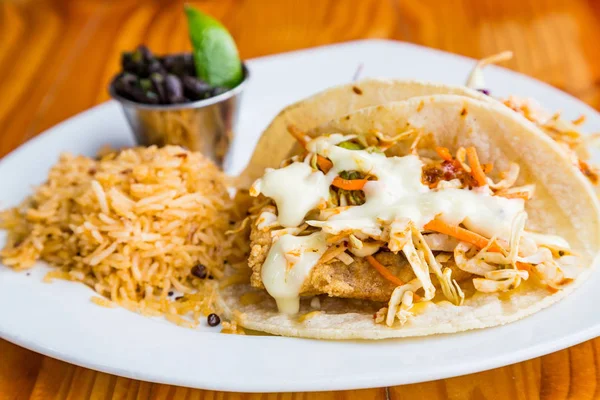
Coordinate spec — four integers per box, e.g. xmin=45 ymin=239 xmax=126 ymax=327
xmin=253 ymin=134 xmax=525 ymax=314
xmin=313 ymin=137 xmax=524 ymax=239
xmin=252 ymin=162 xmax=331 ymax=228
xmin=260 ymin=232 xmax=327 ymax=314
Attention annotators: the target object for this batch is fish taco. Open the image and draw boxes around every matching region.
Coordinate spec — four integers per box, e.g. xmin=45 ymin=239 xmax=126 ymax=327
xmin=222 ymin=95 xmax=600 ymax=339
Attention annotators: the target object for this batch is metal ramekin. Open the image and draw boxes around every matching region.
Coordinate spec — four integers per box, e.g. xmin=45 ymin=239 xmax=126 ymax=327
xmin=109 ymin=64 xmax=249 ymax=168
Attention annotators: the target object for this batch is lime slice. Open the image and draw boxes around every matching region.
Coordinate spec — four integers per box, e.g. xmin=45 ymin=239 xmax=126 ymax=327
xmin=184 ymin=5 xmax=243 ymax=89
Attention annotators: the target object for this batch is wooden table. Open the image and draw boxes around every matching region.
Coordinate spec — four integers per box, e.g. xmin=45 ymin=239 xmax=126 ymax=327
xmin=1 ymin=0 xmax=600 ymax=398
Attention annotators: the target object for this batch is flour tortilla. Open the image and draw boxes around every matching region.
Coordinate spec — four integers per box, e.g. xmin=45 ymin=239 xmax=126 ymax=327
xmin=223 ymin=95 xmax=600 ymax=339
xmin=237 ymin=79 xmax=491 ymax=188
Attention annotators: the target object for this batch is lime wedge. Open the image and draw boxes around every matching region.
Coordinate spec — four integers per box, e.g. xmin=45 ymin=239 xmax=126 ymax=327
xmin=184 ymin=5 xmax=243 ymax=89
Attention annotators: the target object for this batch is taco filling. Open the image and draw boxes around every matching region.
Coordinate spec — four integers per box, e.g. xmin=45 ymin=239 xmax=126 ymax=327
xmin=247 ymin=128 xmax=577 ymax=326
xmin=465 ymin=51 xmax=599 ymax=186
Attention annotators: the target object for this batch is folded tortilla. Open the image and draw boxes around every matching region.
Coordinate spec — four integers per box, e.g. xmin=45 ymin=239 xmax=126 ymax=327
xmin=223 ymin=94 xmax=600 ymax=339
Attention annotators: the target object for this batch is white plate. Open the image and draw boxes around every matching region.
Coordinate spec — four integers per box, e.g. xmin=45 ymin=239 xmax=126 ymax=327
xmin=1 ymin=39 xmax=599 ymax=393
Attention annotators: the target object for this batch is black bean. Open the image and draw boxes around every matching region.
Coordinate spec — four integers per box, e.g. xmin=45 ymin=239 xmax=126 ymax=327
xmin=165 ymin=74 xmax=184 ymax=103
xmin=148 ymin=59 xmax=165 ymax=75
xmin=137 ymin=45 xmax=153 ymax=62
xmin=120 ymin=72 xmax=137 ymax=86
xmin=184 ymin=54 xmax=196 ymax=76
xmin=161 ymin=55 xmax=175 ymax=68
xmin=207 ymin=313 xmax=221 ymax=327
xmin=121 ymin=52 xmax=138 ymax=73
xmin=114 ymin=82 xmax=136 ymax=101
xmin=168 ymin=291 xmax=174 ymax=296
xmin=122 ymin=86 xmax=145 ymax=102
xmin=123 ymin=85 xmax=158 ymax=104
xmin=114 ymin=75 xmax=136 ymax=98
xmin=150 ymin=73 xmax=167 ymax=103
xmin=113 ymin=74 xmax=134 ymax=94
xmin=161 ymin=54 xmax=189 ymax=76
xmin=160 ymin=55 xmax=177 ymax=69
xmin=191 ymin=264 xmax=207 ymax=279
xmin=162 ymin=53 xmax=196 ymax=76
xmin=130 ymin=48 xmax=150 ymax=77
xmin=182 ymin=76 xmax=212 ymax=100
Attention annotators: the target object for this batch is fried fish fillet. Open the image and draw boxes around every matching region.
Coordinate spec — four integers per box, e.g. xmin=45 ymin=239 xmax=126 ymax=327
xmin=248 ymin=219 xmax=471 ymax=302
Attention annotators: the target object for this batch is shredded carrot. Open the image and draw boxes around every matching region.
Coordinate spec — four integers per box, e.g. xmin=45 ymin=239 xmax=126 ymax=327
xmin=516 ymin=262 xmax=531 ymax=271
xmin=578 ymin=159 xmax=599 ymax=184
xmin=332 ymin=176 xmax=367 ymax=191
xmin=424 ymin=219 xmax=504 ymax=252
xmin=456 ymin=147 xmax=471 ymax=172
xmin=572 ymin=115 xmax=586 ymax=125
xmin=366 ymin=255 xmax=405 ymax=287
xmin=317 ymin=155 xmax=333 ymax=173
xmin=435 ymin=147 xmax=453 ymax=161
xmin=496 ymin=191 xmax=530 ymax=200
xmin=318 ymin=243 xmax=347 ymax=264
xmin=466 ymin=147 xmax=487 ymax=186
xmin=547 ymin=285 xmax=559 ymax=294
xmin=287 ymin=125 xmax=308 ymax=147
xmin=561 ymin=278 xmax=574 ymax=286
xmin=482 ymin=163 xmax=494 ymax=174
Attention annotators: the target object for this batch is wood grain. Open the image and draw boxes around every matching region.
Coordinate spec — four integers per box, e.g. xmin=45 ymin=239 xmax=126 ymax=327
xmin=1 ymin=0 xmax=600 ymax=398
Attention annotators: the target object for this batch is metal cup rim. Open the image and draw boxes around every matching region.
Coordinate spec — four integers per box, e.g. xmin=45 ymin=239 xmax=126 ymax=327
xmin=108 ymin=62 xmax=250 ymax=111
